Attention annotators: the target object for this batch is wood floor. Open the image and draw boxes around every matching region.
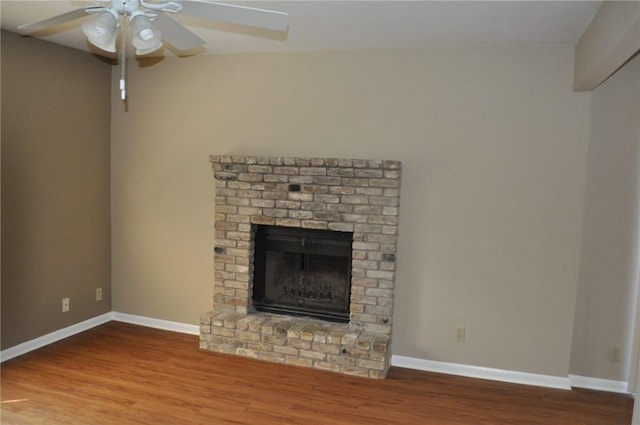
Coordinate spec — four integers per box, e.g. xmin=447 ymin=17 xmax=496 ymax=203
xmin=1 ymin=322 xmax=633 ymax=425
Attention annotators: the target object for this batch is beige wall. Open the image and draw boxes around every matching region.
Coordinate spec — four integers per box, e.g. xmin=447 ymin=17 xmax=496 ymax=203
xmin=571 ymin=54 xmax=640 ymax=382
xmin=1 ymin=30 xmax=112 ymax=349
xmin=111 ymin=45 xmax=591 ymax=377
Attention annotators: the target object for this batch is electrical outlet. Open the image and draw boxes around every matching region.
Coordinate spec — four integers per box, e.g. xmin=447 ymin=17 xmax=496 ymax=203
xmin=455 ymin=326 xmax=466 ymax=342
xmin=62 ymin=297 xmax=70 ymax=313
xmin=96 ymin=287 xmax=103 ymax=301
xmin=608 ymin=346 xmax=621 ymax=363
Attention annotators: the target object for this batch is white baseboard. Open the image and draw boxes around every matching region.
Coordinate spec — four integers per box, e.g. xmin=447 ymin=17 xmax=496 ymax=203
xmin=0 ymin=312 xmax=112 ymax=363
xmin=391 ymin=355 xmax=572 ymax=390
xmin=569 ymin=374 xmax=629 ymax=394
xmin=0 ymin=312 xmax=200 ymax=363
xmin=0 ymin=313 xmax=628 ymax=395
xmin=111 ymin=312 xmax=200 ymax=335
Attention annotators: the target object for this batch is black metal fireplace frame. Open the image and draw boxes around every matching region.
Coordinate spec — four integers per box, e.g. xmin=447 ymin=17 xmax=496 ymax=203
xmin=252 ymin=225 xmax=353 ymax=323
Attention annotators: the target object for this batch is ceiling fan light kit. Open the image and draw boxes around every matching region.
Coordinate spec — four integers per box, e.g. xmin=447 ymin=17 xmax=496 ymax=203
xmin=18 ymin=0 xmax=289 ymax=101
xmin=130 ymin=13 xmax=163 ymax=55
xmin=81 ymin=10 xmax=118 ymax=52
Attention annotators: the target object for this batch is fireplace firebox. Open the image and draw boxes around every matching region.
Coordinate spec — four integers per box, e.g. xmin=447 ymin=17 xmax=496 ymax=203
xmin=253 ymin=225 xmax=353 ymax=323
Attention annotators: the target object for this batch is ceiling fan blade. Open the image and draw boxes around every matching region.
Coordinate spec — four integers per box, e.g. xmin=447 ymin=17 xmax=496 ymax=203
xmin=176 ymin=1 xmax=288 ymax=32
xmin=18 ymin=7 xmax=98 ymax=32
xmin=153 ymin=13 xmax=206 ymax=50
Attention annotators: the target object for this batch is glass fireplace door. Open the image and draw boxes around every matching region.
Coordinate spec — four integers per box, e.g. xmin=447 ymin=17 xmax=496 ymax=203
xmin=253 ymin=226 xmax=352 ymax=323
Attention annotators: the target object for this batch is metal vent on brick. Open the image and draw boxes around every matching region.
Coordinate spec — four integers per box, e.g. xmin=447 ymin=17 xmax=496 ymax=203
xmin=253 ymin=225 xmax=353 ymax=323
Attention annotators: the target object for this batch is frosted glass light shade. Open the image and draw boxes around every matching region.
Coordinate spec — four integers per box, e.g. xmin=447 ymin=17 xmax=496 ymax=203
xmin=82 ymin=12 xmax=118 ymax=53
xmin=130 ymin=15 xmax=163 ymax=55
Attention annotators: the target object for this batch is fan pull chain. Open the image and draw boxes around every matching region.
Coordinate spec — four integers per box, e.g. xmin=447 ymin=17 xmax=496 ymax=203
xmin=119 ymin=16 xmax=127 ymax=101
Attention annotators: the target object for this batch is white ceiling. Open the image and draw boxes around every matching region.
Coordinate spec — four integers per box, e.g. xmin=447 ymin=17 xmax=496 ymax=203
xmin=0 ymin=1 xmax=602 ymax=57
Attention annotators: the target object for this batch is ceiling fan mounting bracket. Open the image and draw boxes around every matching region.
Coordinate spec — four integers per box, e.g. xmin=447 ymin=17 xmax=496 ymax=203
xmin=107 ymin=0 xmax=181 ymax=15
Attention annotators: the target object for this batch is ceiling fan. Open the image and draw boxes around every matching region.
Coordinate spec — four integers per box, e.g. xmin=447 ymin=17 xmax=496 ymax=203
xmin=19 ymin=0 xmax=289 ymax=100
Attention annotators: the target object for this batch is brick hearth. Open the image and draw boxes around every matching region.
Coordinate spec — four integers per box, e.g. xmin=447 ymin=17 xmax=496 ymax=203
xmin=200 ymin=155 xmax=402 ymax=378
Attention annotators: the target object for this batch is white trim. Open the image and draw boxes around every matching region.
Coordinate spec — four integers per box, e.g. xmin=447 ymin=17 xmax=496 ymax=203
xmin=391 ymin=355 xmax=572 ymax=390
xmin=569 ymin=374 xmax=629 ymax=394
xmin=0 ymin=313 xmax=628 ymax=395
xmin=111 ymin=312 xmax=200 ymax=335
xmin=0 ymin=312 xmax=112 ymax=363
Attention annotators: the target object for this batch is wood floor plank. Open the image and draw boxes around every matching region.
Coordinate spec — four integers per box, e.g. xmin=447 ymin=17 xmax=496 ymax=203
xmin=0 ymin=322 xmax=633 ymax=424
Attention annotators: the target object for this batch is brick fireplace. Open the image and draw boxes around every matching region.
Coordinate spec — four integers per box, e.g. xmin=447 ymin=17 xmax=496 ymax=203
xmin=199 ymin=155 xmax=401 ymax=378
